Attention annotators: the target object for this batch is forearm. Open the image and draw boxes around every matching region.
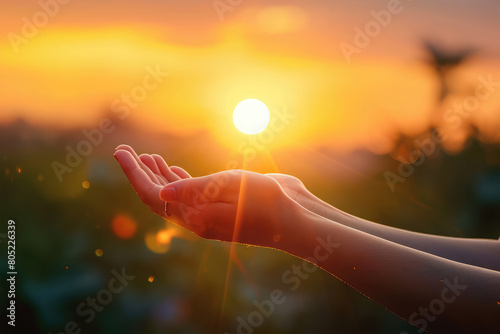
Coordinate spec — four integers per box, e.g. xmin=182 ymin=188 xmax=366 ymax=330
xmin=299 ymin=194 xmax=500 ymax=271
xmin=271 ymin=206 xmax=500 ymax=333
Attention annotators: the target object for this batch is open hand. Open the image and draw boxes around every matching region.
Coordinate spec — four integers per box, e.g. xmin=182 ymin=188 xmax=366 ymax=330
xmin=114 ymin=145 xmax=299 ymax=246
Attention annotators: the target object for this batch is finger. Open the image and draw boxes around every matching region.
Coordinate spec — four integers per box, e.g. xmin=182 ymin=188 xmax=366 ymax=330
xmin=140 ymin=154 xmax=167 ymax=185
xmin=140 ymin=154 xmax=161 ymax=174
xmin=170 ymin=166 xmax=191 ymax=179
xmin=115 ymin=145 xmax=161 ymax=184
xmin=114 ymin=150 xmax=163 ymax=208
xmin=151 ymin=154 xmax=181 ymax=183
xmin=115 ymin=144 xmax=135 ymax=152
xmin=159 ymin=172 xmax=236 ymax=204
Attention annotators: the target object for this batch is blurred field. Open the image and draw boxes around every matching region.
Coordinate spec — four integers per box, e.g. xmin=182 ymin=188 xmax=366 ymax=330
xmin=1 ymin=113 xmax=499 ymax=333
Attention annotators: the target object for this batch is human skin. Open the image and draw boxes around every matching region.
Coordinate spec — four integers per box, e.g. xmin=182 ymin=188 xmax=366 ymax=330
xmin=265 ymin=173 xmax=500 ymax=272
xmin=114 ymin=145 xmax=500 ymax=333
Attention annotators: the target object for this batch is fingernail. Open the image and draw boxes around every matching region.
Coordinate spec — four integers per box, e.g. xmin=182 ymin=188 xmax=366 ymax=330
xmin=160 ymin=186 xmax=176 ymax=201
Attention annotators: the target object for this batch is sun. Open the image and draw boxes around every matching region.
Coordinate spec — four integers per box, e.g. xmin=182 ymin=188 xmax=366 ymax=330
xmin=233 ymin=99 xmax=270 ymax=135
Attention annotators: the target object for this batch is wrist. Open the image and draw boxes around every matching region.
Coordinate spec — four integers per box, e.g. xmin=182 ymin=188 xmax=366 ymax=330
xmin=267 ymin=198 xmax=327 ymax=254
xmin=304 ymin=194 xmax=354 ymax=224
xmin=253 ymin=196 xmax=303 ymax=249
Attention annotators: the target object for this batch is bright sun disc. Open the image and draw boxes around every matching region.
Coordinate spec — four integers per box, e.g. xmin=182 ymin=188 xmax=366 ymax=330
xmin=233 ymin=99 xmax=270 ymax=135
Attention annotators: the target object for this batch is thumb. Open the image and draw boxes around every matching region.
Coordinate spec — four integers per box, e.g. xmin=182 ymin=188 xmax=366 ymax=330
xmin=160 ymin=171 xmax=236 ymax=205
xmin=159 ymin=183 xmax=179 ymax=202
xmin=160 ymin=174 xmax=227 ymax=204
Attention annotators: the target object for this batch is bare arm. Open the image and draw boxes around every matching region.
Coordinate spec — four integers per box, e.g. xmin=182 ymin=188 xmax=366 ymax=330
xmin=267 ymin=173 xmax=500 ymax=271
xmin=275 ymin=207 xmax=500 ymax=334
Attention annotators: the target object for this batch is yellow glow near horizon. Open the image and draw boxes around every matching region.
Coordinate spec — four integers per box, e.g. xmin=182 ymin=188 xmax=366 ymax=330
xmin=1 ymin=17 xmax=496 ymax=152
xmin=233 ymin=99 xmax=271 ymax=135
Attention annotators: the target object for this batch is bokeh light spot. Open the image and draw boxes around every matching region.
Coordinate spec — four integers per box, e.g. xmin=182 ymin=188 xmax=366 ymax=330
xmin=111 ymin=214 xmax=138 ymax=239
xmin=156 ymin=229 xmax=173 ymax=245
xmin=145 ymin=228 xmax=177 ymax=254
xmin=148 ymin=275 xmax=155 ymax=283
xmin=82 ymin=180 xmax=90 ymax=189
xmin=95 ymin=249 xmax=103 ymax=257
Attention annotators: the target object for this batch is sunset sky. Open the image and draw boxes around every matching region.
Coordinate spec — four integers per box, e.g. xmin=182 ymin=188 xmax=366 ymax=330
xmin=1 ymin=0 xmax=499 ymax=152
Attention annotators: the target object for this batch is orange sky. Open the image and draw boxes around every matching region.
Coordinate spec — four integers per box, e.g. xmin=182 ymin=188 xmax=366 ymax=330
xmin=1 ymin=0 xmax=499 ymax=152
